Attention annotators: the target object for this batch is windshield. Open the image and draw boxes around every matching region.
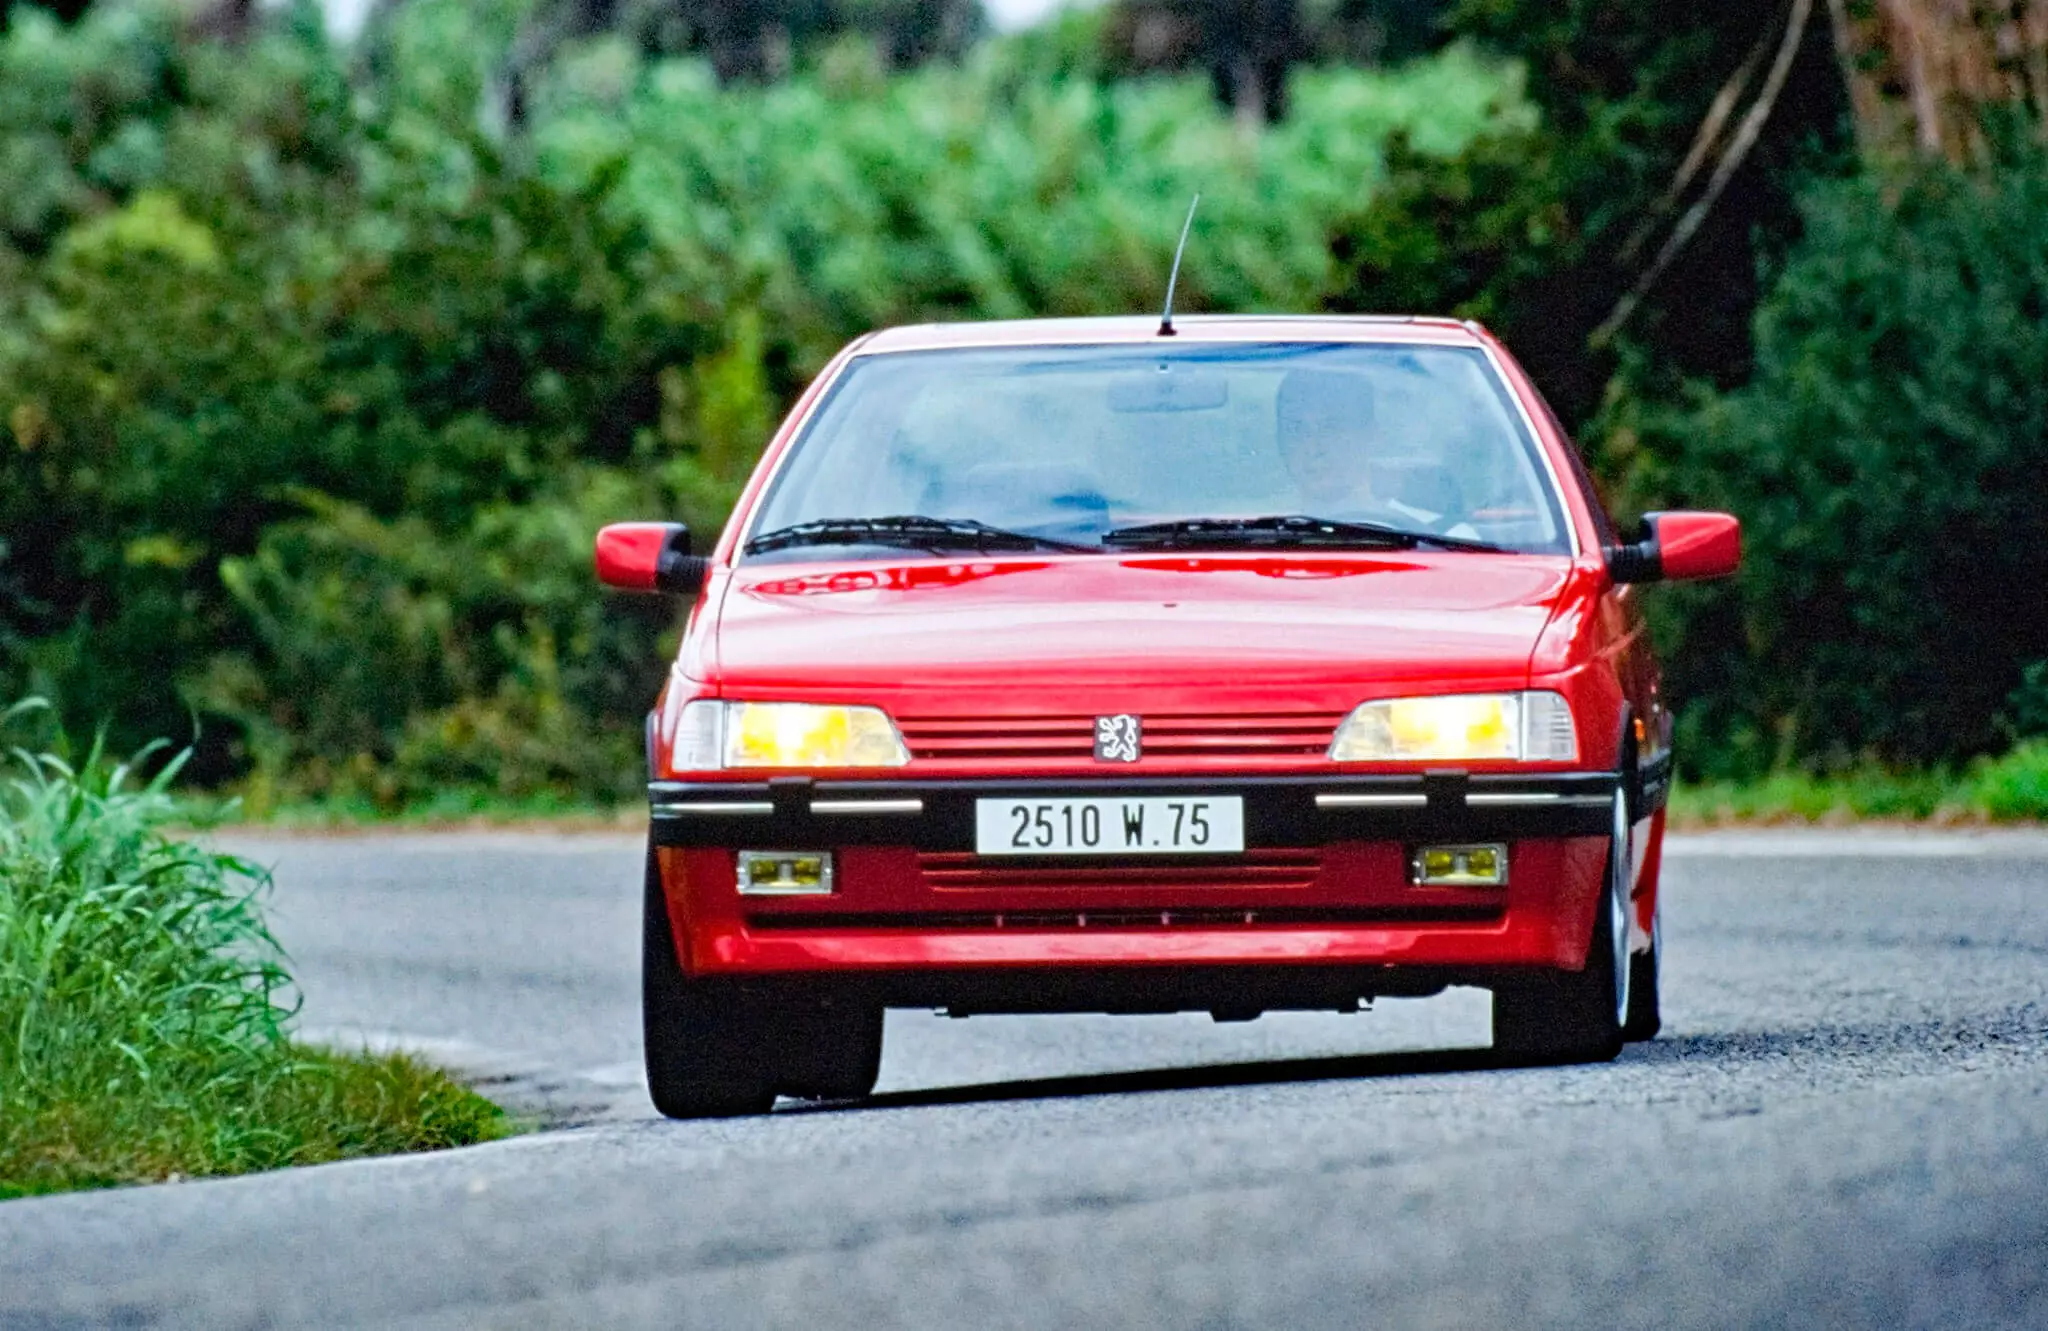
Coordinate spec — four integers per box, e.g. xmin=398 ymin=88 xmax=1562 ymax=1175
xmin=743 ymin=342 xmax=1571 ymax=561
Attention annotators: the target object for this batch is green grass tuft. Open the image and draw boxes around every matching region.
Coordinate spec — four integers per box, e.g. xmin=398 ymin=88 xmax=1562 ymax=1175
xmin=0 ymin=1047 xmax=507 ymax=1198
xmin=1 ymin=699 xmax=507 ymax=1197
xmin=220 ymin=784 xmax=634 ymax=831
xmin=1669 ymin=742 xmax=2048 ymax=827
xmin=1970 ymin=740 xmax=2048 ymax=822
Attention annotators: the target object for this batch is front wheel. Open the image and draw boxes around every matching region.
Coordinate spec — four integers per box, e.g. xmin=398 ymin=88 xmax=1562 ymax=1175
xmin=1491 ymin=788 xmax=1632 ymax=1066
xmin=778 ymin=1001 xmax=884 ymax=1101
xmin=643 ymin=850 xmax=777 ymax=1118
xmin=641 ymin=847 xmax=886 ymax=1115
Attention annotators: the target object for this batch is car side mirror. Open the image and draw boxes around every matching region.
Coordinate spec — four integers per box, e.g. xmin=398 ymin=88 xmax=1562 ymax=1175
xmin=1605 ymin=510 xmax=1742 ymax=584
xmin=595 ymin=522 xmax=708 ymax=596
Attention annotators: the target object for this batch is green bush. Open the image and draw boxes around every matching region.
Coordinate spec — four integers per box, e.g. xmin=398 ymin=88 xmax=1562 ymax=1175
xmin=2006 ymin=662 xmax=2048 ymax=740
xmin=0 ymin=699 xmax=505 ymax=1194
xmin=1971 ymin=741 xmax=2048 ymax=822
xmin=529 ymin=32 xmax=1513 ymax=363
xmin=0 ymin=5 xmax=733 ymax=786
xmin=207 ymin=474 xmax=671 ymax=811
xmin=1647 ymin=147 xmax=2048 ymax=775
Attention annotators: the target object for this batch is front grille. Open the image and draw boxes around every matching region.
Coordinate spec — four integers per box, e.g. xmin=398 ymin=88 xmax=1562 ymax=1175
xmin=746 ymin=905 xmax=1502 ymax=930
xmin=894 ymin=711 xmax=1345 ymax=763
xmin=919 ymin=849 xmax=1321 ymax=893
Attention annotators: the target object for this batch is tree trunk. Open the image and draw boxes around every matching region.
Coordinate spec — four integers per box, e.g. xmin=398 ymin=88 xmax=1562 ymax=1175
xmin=1827 ymin=0 xmax=2048 ymax=161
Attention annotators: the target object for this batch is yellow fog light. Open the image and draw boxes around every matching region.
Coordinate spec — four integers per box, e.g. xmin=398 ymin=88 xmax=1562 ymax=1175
xmin=724 ymin=702 xmax=910 ymax=769
xmin=1411 ymin=843 xmax=1508 ymax=887
xmin=737 ymin=851 xmax=835 ymax=896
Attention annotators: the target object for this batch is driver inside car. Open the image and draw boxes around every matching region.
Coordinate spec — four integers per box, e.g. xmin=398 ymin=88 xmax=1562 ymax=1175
xmin=1274 ymin=366 xmax=1482 ymax=540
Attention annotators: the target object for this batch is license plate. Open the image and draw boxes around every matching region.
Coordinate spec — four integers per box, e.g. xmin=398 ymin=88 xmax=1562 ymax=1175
xmin=973 ymin=796 xmax=1246 ymax=856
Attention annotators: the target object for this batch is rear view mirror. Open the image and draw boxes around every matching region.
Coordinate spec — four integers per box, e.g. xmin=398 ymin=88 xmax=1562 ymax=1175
xmin=595 ymin=522 xmax=708 ymax=596
xmin=1606 ymin=511 xmax=1741 ymax=584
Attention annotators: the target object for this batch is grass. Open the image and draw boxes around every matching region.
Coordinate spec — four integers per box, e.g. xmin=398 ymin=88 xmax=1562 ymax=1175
xmin=1669 ymin=740 xmax=2048 ymax=827
xmin=214 ymin=785 xmax=637 ymax=832
xmin=1 ymin=700 xmax=508 ymax=1198
xmin=0 ymin=1047 xmax=507 ymax=1199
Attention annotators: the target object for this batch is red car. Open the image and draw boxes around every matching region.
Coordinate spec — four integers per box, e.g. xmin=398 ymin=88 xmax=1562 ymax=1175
xmin=597 ymin=315 xmax=1740 ymax=1117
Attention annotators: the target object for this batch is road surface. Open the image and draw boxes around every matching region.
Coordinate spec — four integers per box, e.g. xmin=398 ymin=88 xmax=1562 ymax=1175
xmin=3 ymin=828 xmax=2046 ymax=1327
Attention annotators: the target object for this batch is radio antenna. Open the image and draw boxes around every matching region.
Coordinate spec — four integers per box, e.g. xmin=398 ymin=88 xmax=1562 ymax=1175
xmin=1158 ymin=194 xmax=1200 ymax=337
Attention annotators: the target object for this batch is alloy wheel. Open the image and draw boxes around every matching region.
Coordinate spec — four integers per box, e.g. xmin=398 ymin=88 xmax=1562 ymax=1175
xmin=1608 ymin=787 xmax=1634 ymax=1028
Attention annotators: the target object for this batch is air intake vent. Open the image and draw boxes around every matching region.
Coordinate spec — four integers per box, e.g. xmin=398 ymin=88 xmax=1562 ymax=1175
xmin=919 ymin=849 xmax=1321 ymax=893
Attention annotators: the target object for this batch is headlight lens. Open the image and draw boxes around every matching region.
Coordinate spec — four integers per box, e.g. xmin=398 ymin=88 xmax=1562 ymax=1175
xmin=728 ymin=701 xmax=909 ymax=768
xmin=1328 ymin=691 xmax=1577 ymax=763
xmin=669 ymin=700 xmax=911 ymax=770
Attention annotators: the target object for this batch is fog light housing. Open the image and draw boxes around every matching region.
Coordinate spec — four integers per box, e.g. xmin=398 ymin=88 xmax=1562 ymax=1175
xmin=736 ymin=851 xmax=835 ymax=896
xmin=1411 ymin=843 xmax=1508 ymax=887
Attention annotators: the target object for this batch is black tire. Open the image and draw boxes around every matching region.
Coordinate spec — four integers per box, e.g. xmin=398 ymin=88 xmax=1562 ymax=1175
xmin=1491 ymin=789 xmax=1631 ymax=1066
xmin=1622 ymin=905 xmax=1662 ymax=1043
xmin=643 ymin=848 xmax=778 ymax=1118
xmin=776 ymin=1001 xmax=884 ymax=1101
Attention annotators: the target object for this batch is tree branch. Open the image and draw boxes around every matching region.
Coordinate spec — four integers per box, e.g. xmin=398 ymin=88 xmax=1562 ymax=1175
xmin=1617 ymin=27 xmax=1776 ymax=266
xmin=1593 ymin=0 xmax=1817 ymax=347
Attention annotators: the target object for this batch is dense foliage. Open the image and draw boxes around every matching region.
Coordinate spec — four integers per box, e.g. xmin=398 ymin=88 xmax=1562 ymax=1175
xmin=0 ymin=700 xmax=504 ymax=1193
xmin=1645 ymin=147 xmax=2048 ymax=772
xmin=0 ymin=0 xmax=2042 ymax=804
xmin=1331 ymin=0 xmax=1849 ymax=421
xmin=0 ymin=4 xmax=1514 ymax=806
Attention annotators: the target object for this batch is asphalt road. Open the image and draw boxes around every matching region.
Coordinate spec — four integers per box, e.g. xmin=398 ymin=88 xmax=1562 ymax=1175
xmin=4 ymin=828 xmax=2048 ymax=1328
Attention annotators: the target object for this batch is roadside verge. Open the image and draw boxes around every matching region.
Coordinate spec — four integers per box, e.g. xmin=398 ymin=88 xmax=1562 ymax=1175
xmin=0 ymin=702 xmax=509 ymax=1199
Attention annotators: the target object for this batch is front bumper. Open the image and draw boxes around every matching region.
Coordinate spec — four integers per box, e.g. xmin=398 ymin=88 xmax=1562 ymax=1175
xmin=648 ymin=771 xmax=1620 ymax=993
xmin=647 ymin=770 xmax=1620 ymax=848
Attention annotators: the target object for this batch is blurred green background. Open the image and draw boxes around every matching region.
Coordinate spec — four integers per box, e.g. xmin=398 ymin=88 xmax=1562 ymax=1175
xmin=1 ymin=0 xmax=2044 ymax=813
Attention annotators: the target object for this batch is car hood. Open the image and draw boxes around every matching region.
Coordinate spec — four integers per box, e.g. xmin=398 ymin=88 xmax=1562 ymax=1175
xmin=709 ymin=553 xmax=1572 ymax=698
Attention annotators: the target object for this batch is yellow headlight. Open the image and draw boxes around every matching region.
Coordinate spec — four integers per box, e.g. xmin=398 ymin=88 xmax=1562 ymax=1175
xmin=1329 ymin=692 xmax=1577 ymax=763
xmin=723 ymin=702 xmax=910 ymax=769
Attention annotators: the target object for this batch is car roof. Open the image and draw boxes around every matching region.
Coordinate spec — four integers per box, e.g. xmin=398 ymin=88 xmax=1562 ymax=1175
xmin=854 ymin=314 xmax=1486 ymax=355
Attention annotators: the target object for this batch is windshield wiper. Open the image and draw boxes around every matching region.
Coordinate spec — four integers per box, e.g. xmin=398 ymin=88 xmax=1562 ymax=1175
xmin=1100 ymin=514 xmax=1511 ymax=554
xmin=745 ymin=515 xmax=1100 ymax=556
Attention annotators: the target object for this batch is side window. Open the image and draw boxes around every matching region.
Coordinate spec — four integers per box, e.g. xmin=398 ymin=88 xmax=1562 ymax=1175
xmin=1533 ymin=391 xmax=1619 ymax=549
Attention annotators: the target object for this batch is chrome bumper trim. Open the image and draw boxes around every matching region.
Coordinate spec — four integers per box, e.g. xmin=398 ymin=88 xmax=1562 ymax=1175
xmin=811 ymin=799 xmax=925 ymax=816
xmin=1314 ymin=793 xmax=1429 ymax=809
